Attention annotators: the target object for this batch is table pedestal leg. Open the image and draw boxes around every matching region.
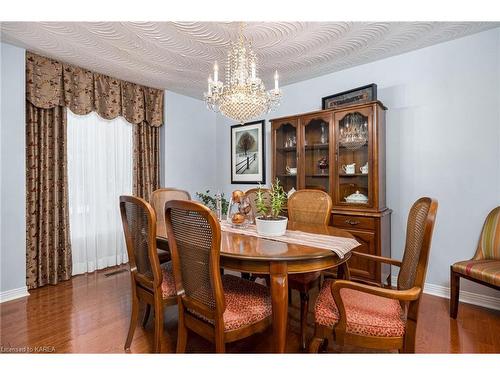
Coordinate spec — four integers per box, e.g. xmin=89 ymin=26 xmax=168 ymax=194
xmin=270 ymin=261 xmax=288 ymax=353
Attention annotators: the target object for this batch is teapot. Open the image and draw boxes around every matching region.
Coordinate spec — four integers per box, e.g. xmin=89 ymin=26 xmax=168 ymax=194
xmin=342 ymin=163 xmax=356 ymax=174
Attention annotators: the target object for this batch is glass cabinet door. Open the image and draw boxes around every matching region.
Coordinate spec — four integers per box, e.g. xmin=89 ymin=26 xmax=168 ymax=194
xmin=334 ymin=107 xmax=373 ymax=207
xmin=301 ymin=114 xmax=332 ymax=193
xmin=272 ymin=119 xmax=298 ymax=193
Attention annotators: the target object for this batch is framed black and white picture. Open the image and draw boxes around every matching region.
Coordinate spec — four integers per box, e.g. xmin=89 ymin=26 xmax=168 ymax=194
xmin=230 ymin=120 xmax=266 ymax=184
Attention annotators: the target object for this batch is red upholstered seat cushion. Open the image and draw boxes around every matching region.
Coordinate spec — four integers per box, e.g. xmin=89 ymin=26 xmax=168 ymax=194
xmin=160 ymin=262 xmax=176 ymax=299
xmin=222 ymin=274 xmax=272 ymax=331
xmin=314 ymin=280 xmax=406 ymax=337
xmin=188 ymin=274 xmax=272 ymax=332
xmin=289 ymin=271 xmax=321 ymax=285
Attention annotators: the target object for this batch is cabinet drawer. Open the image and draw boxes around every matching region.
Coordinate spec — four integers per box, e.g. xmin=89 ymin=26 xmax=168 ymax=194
xmin=332 ymin=214 xmax=376 ymax=230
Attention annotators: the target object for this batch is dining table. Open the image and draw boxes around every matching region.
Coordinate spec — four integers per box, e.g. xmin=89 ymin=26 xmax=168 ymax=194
xmin=156 ymin=220 xmax=358 ymax=353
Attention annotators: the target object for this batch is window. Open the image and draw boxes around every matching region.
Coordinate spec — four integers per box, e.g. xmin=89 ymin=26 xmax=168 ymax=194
xmin=67 ymin=110 xmax=132 ymax=275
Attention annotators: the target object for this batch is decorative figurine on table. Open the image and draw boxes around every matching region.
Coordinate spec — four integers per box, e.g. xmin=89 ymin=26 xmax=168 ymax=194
xmin=318 ymin=156 xmax=329 ymax=175
xmin=226 ymin=190 xmax=254 ymax=228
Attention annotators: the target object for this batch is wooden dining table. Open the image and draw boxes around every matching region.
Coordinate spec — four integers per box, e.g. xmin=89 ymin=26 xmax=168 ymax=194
xmin=156 ymin=221 xmax=357 ymax=353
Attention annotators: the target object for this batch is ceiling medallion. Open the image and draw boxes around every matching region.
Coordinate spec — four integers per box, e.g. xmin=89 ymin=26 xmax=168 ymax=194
xmin=204 ymin=23 xmax=282 ymax=124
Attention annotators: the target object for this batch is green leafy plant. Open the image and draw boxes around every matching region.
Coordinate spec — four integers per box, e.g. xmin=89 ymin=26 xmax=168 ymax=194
xmin=255 ymin=178 xmax=287 ymax=220
xmin=195 ymin=190 xmax=229 ymax=215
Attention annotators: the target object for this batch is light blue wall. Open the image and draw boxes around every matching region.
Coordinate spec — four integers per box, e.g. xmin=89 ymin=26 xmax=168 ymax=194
xmin=216 ymin=28 xmax=500 ymax=298
xmin=0 ymin=42 xmax=27 ymax=296
xmin=161 ymin=91 xmax=218 ymax=198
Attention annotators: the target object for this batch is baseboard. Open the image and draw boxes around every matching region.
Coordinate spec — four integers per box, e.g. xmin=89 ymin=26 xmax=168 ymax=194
xmin=0 ymin=286 xmax=30 ymax=303
xmin=390 ymin=276 xmax=500 ymax=311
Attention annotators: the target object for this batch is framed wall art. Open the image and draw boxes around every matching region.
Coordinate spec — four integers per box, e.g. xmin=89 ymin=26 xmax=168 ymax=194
xmin=322 ymin=83 xmax=377 ymax=110
xmin=230 ymin=120 xmax=266 ymax=184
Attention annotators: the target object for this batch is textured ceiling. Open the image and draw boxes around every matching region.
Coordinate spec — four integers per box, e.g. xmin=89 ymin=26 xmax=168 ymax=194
xmin=1 ymin=22 xmax=499 ymax=98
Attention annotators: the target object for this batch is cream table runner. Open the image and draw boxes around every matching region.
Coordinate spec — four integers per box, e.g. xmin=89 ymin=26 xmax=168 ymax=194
xmin=220 ymin=222 xmax=360 ymax=259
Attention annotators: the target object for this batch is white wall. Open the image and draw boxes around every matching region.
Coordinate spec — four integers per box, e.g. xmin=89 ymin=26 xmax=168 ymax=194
xmin=215 ymin=28 xmax=500 ymax=300
xmin=0 ymin=42 xmax=28 ymax=300
xmin=162 ymin=91 xmax=218 ymax=198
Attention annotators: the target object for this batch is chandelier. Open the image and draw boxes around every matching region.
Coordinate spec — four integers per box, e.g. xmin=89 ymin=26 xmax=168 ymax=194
xmin=204 ymin=24 xmax=282 ymax=124
xmin=339 ymin=112 xmax=368 ymax=150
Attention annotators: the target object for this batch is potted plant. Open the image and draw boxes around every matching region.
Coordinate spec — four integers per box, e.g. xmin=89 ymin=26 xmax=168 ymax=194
xmin=254 ymin=178 xmax=288 ymax=236
xmin=195 ymin=190 xmax=229 ymax=217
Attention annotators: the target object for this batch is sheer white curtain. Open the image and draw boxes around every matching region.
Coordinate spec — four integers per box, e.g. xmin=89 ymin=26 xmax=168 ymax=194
xmin=67 ymin=110 xmax=132 ymax=275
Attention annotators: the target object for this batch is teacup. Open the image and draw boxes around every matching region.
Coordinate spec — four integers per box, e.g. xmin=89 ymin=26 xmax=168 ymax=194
xmin=286 ymin=166 xmax=297 ymax=175
xmin=360 ymin=162 xmax=368 ymax=174
xmin=342 ymin=163 xmax=356 ymax=174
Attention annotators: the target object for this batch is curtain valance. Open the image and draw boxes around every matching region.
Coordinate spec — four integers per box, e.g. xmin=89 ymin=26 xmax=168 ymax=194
xmin=26 ymin=52 xmax=163 ymax=127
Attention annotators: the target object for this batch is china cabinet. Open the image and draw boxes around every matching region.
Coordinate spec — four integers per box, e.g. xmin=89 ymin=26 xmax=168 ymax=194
xmin=270 ymin=101 xmax=391 ymax=283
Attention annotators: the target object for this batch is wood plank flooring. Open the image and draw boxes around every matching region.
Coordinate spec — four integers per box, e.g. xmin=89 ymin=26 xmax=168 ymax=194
xmin=1 ymin=264 xmax=499 ymax=353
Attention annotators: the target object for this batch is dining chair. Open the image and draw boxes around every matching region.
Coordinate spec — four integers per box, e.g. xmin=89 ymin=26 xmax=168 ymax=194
xmin=119 ymin=195 xmax=177 ymax=353
xmin=450 ymin=206 xmax=500 ymax=318
xmin=245 ymin=187 xmax=271 ymax=223
xmin=150 ymin=188 xmax=191 ymax=264
xmin=287 ymin=189 xmax=332 ymax=350
xmin=164 ymin=200 xmax=273 ymax=353
xmin=310 ymin=197 xmax=438 ymax=353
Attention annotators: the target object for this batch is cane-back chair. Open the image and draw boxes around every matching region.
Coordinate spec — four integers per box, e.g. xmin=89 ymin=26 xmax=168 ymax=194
xmin=119 ymin=195 xmax=177 ymax=353
xmin=310 ymin=197 xmax=438 ymax=353
xmin=287 ymin=189 xmax=333 ymax=350
xmin=164 ymin=200 xmax=272 ymax=353
xmin=150 ymin=188 xmax=191 ymax=263
xmin=245 ymin=187 xmax=271 ymax=223
xmin=450 ymin=206 xmax=500 ymax=318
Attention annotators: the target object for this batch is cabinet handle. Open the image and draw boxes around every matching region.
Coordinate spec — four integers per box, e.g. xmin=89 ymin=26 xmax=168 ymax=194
xmin=345 ymin=219 xmax=360 ymax=226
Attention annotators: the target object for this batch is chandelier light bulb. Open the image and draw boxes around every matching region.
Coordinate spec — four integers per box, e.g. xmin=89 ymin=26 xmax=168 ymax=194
xmin=213 ymin=61 xmax=219 ymax=82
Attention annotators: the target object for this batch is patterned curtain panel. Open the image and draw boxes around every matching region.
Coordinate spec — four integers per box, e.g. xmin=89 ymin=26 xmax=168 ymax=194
xmin=26 ymin=103 xmax=73 ymax=289
xmin=25 ymin=52 xmax=164 ymax=288
xmin=133 ymin=122 xmax=160 ymax=202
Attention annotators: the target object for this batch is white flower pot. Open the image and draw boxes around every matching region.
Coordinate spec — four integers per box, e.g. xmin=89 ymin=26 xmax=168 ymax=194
xmin=255 ymin=216 xmax=288 ymax=237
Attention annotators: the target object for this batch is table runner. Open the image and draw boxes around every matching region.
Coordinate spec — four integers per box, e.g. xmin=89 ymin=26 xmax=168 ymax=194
xmin=220 ymin=222 xmax=360 ymax=258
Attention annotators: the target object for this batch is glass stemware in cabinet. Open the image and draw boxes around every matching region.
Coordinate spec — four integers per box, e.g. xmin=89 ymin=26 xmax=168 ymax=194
xmin=304 ymin=118 xmax=330 ymax=193
xmin=273 ymin=121 xmax=298 ymax=193
xmin=337 ymin=111 xmax=370 ymax=206
xmin=320 ymin=123 xmax=327 ymax=144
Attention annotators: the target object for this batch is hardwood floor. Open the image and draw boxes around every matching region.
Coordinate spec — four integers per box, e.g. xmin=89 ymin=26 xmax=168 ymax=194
xmin=1 ymin=264 xmax=499 ymax=354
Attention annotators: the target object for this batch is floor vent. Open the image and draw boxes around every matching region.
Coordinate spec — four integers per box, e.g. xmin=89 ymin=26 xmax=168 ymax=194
xmin=104 ymin=269 xmax=128 ymax=277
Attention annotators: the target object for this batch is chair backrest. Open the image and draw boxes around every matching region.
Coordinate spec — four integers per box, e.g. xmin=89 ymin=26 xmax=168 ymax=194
xmin=473 ymin=206 xmax=500 ymax=261
xmin=150 ymin=188 xmax=191 ymax=232
xmin=245 ymin=187 xmax=271 ymax=220
xmin=120 ymin=195 xmax=162 ymax=289
xmin=287 ymin=189 xmax=332 ymax=225
xmin=164 ymin=200 xmax=225 ymax=320
xmin=397 ymin=197 xmax=438 ymax=291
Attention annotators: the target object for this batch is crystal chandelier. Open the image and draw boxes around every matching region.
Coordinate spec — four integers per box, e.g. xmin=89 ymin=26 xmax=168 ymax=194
xmin=339 ymin=112 xmax=368 ymax=150
xmin=204 ymin=24 xmax=282 ymax=124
